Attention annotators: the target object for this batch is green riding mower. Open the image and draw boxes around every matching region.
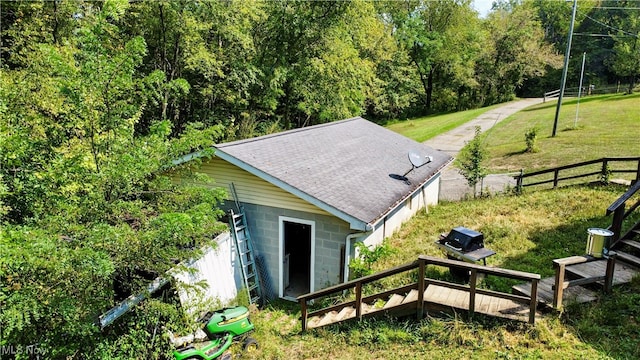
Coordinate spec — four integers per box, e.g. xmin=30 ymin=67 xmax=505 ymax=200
xmin=169 ymin=306 xmax=258 ymax=360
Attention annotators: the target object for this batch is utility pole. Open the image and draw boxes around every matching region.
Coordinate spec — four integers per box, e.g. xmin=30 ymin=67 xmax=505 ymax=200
xmin=574 ymin=52 xmax=586 ymax=128
xmin=552 ymin=0 xmax=578 ymax=137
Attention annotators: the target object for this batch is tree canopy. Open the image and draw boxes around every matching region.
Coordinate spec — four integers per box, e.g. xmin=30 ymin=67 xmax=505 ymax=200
xmin=0 ymin=0 xmax=637 ymax=358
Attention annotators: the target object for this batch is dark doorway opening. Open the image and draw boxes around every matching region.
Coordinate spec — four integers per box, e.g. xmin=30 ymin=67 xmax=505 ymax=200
xmin=283 ymin=221 xmax=311 ymax=298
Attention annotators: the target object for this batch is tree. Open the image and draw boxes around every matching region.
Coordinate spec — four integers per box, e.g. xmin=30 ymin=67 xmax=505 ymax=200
xmin=0 ymin=1 xmax=227 ymax=357
xmin=477 ymin=3 xmax=562 ymax=105
xmin=455 ymin=126 xmax=488 ymax=197
xmin=606 ymin=6 xmax=640 ymax=94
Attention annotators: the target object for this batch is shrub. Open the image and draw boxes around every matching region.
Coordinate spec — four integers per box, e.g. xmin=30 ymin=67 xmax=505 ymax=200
xmin=524 ymin=127 xmax=539 ymax=153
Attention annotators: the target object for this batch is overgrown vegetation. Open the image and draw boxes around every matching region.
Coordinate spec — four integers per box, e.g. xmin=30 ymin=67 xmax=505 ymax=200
xmin=349 ymin=239 xmax=396 ymax=279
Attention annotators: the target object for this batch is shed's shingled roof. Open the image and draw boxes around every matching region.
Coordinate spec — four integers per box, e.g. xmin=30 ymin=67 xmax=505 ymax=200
xmin=215 ymin=117 xmax=452 ymax=230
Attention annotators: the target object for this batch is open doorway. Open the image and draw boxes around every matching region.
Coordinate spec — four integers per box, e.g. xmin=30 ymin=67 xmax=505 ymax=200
xmin=279 ymin=217 xmax=314 ymax=300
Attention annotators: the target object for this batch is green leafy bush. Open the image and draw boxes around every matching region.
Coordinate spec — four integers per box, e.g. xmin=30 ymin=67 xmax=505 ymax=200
xmin=349 ymin=240 xmax=396 ymax=279
xmin=524 ymin=127 xmax=539 ymax=153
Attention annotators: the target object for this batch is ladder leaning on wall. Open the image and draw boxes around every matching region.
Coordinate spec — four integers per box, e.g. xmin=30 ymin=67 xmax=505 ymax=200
xmin=228 ymin=183 xmax=263 ymax=306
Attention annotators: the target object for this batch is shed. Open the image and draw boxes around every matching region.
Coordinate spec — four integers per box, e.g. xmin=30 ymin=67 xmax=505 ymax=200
xmin=189 ymin=117 xmax=452 ymax=300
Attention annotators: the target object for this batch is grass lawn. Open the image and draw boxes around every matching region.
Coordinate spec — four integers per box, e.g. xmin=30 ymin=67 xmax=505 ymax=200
xmin=386 ymin=93 xmax=638 ymax=175
xmin=231 ymin=96 xmax=640 ymax=359
xmin=237 ymin=185 xmax=640 ymax=359
xmin=482 ymin=93 xmax=640 ymax=173
xmin=384 ymin=103 xmax=504 ymax=142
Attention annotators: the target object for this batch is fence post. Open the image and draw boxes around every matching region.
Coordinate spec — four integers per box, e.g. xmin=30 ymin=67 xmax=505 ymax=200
xmin=355 ymin=281 xmax=363 ymax=321
xmin=529 ymin=279 xmax=538 ymax=324
xmin=611 ymin=205 xmax=625 ymax=242
xmin=300 ymin=299 xmax=308 ymax=332
xmin=469 ymin=269 xmax=477 ymax=317
xmin=601 ymin=159 xmax=609 ymax=183
xmin=604 ymin=252 xmax=616 ymax=294
xmin=553 ymin=169 xmax=560 ymax=188
xmin=516 ymin=169 xmax=524 ymax=193
xmin=417 ymin=258 xmax=426 ymax=319
xmin=635 ymin=159 xmax=640 ymax=185
xmin=553 ymin=262 xmax=565 ymax=309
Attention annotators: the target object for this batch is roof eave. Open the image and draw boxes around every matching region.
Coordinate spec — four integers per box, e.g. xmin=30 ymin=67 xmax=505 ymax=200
xmin=369 ymin=156 xmax=454 ymax=229
xmin=215 ymin=148 xmax=372 ymax=231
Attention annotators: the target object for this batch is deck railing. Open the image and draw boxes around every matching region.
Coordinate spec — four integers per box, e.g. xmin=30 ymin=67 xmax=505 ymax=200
xmin=297 ymin=255 xmax=541 ymax=330
xmin=514 ymin=157 xmax=640 ymax=191
xmin=551 ymin=254 xmax=617 ymax=309
xmin=607 ymin=180 xmax=640 ymax=243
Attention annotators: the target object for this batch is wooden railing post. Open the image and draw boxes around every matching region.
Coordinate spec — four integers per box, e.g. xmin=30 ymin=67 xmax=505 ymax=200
xmin=300 ymin=299 xmax=308 ymax=332
xmin=601 ymin=159 xmax=609 ymax=183
xmin=604 ymin=252 xmax=617 ymax=294
xmin=553 ymin=262 xmax=565 ymax=309
xmin=553 ymin=169 xmax=560 ymax=188
xmin=516 ymin=169 xmax=524 ymax=193
xmin=468 ymin=269 xmax=477 ymax=317
xmin=529 ymin=279 xmax=538 ymax=324
xmin=417 ymin=258 xmax=426 ymax=320
xmin=611 ymin=205 xmax=625 ymax=242
xmin=355 ymin=281 xmax=363 ymax=321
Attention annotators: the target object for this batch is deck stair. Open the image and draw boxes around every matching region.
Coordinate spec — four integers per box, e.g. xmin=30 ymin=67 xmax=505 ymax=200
xmin=299 ymin=255 xmax=541 ymax=330
xmin=514 ymin=181 xmax=640 ymax=309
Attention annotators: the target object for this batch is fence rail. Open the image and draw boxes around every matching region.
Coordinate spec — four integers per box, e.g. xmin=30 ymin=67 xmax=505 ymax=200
xmin=543 ymin=84 xmax=633 ymax=102
xmin=514 ymin=157 xmax=640 ymax=191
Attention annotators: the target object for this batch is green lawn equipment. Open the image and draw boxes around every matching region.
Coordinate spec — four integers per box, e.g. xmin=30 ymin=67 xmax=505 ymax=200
xmin=168 ymin=306 xmax=257 ymax=360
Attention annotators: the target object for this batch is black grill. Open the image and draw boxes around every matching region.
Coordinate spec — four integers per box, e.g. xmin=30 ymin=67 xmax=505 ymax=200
xmin=439 ymin=227 xmax=485 ymax=253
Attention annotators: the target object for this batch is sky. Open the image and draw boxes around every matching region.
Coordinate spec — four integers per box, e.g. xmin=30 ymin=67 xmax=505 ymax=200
xmin=473 ymin=0 xmax=494 ymax=18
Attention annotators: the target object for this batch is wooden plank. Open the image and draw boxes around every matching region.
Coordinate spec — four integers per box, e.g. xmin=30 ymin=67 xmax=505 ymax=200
xmin=566 ymin=260 xmax=606 ymax=279
xmin=384 ymin=294 xmax=405 ymax=309
xmin=513 ymin=277 xmax=555 ymax=304
xmin=513 ymin=277 xmax=598 ymax=306
xmin=316 ymin=311 xmax=339 ymax=327
xmin=620 ymin=239 xmax=640 ymax=251
xmin=335 ymin=306 xmax=355 ymax=322
xmin=402 ymin=289 xmax=419 ymax=304
xmin=475 ymin=292 xmax=492 ymax=313
xmin=616 ymin=251 xmax=640 ymax=268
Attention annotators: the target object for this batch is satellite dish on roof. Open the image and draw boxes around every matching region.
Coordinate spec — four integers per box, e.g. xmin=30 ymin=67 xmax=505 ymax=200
xmin=408 ymin=150 xmax=432 ymax=168
xmin=389 ymin=151 xmax=433 ymax=185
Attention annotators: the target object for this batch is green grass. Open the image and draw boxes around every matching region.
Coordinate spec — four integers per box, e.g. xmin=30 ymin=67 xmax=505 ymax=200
xmin=386 ymin=93 xmax=639 ymax=175
xmin=230 ymin=97 xmax=640 ymax=359
xmin=232 ymin=185 xmax=640 ymax=359
xmin=385 ymin=103 xmax=504 ymax=142
xmin=482 ymin=93 xmax=640 ymax=173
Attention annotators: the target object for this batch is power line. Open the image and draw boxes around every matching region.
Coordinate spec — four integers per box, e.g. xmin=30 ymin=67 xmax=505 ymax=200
xmin=580 ymin=12 xmax=640 ymax=38
xmin=574 ymin=32 xmax=637 ymax=37
xmin=594 ymin=7 xmax=640 ymax=10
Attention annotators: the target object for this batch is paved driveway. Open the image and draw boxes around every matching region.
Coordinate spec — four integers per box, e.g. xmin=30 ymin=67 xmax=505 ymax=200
xmin=424 ymin=98 xmax=543 ymax=201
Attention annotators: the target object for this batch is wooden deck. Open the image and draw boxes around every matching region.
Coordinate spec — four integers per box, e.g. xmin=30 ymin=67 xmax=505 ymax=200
xmin=424 ymin=284 xmax=536 ymax=322
xmin=513 ymin=257 xmax=640 ymax=308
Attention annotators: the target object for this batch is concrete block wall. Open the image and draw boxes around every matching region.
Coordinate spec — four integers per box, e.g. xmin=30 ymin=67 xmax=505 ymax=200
xmin=221 ymin=201 xmax=351 ymax=299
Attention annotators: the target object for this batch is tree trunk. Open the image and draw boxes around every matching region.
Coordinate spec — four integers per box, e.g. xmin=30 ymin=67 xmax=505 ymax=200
xmin=426 ymin=67 xmax=435 ymax=110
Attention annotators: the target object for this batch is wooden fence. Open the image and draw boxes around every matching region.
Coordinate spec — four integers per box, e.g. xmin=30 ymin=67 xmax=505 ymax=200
xmin=514 ymin=157 xmax=640 ymax=191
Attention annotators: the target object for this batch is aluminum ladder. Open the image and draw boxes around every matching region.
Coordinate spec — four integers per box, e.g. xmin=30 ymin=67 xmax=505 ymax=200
xmin=229 ymin=208 xmax=262 ymax=306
